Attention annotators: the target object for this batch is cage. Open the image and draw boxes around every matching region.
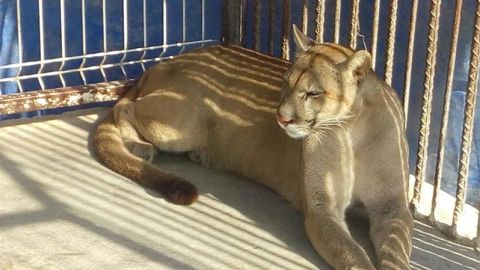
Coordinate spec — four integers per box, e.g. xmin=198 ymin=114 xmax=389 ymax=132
xmin=0 ymin=0 xmax=479 ymax=269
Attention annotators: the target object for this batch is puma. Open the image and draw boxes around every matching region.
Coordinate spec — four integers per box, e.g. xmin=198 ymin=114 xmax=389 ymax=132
xmin=94 ymin=25 xmax=413 ymax=269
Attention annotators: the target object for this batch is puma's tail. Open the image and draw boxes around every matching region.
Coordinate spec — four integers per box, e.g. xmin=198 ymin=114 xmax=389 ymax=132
xmin=94 ymin=92 xmax=198 ymax=205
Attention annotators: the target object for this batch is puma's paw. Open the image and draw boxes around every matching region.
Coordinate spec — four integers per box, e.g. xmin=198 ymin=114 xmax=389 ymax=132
xmin=344 ymin=259 xmax=376 ymax=270
xmin=378 ymin=262 xmax=411 ymax=270
xmin=346 ymin=265 xmax=376 ymax=270
xmin=125 ymin=140 xmax=156 ymax=162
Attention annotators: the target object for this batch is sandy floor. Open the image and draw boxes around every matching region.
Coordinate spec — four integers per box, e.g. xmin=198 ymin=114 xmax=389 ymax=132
xmin=0 ymin=109 xmax=479 ymax=270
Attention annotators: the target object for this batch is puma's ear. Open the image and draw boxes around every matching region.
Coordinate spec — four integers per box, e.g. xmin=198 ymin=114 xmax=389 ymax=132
xmin=345 ymin=50 xmax=371 ymax=83
xmin=292 ymin=24 xmax=315 ymax=52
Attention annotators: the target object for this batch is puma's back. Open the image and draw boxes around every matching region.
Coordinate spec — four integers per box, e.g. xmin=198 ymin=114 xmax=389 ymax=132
xmin=95 ymin=45 xmax=303 ymax=206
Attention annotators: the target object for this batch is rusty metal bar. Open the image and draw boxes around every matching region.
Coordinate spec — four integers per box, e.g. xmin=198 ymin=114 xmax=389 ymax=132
xmin=451 ymin=0 xmax=480 ymax=236
xmin=412 ymin=0 xmax=442 ymax=208
xmin=268 ymin=0 xmax=276 ymax=55
xmin=315 ymin=0 xmax=325 ymax=43
xmin=253 ymin=0 xmax=261 ymax=51
xmin=281 ymin=0 xmax=291 ymax=60
xmin=430 ymin=0 xmax=463 ymax=223
xmin=384 ymin=0 xmax=398 ymax=85
xmin=334 ymin=0 xmax=341 ymax=43
xmin=371 ymin=0 xmax=380 ymax=70
xmin=302 ymin=0 xmax=308 ymax=34
xmin=0 ymin=81 xmax=134 ymax=115
xmin=240 ymin=0 xmax=247 ymax=47
xmin=403 ymin=0 xmax=418 ymax=125
xmin=350 ymin=0 xmax=360 ymax=49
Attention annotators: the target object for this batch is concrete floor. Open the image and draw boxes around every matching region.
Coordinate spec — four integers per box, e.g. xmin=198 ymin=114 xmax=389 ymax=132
xmin=0 ymin=109 xmax=479 ymax=270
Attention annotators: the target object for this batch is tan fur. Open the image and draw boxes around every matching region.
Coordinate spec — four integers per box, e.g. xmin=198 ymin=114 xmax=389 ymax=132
xmin=94 ymin=26 xmax=412 ymax=269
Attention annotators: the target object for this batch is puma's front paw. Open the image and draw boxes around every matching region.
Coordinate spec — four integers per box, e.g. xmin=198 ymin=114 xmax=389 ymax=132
xmin=343 ymin=256 xmax=376 ymax=270
xmin=378 ymin=262 xmax=410 ymax=270
xmin=346 ymin=262 xmax=376 ymax=270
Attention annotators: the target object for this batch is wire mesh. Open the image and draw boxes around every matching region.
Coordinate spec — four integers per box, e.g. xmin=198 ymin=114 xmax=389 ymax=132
xmin=0 ymin=0 xmax=220 ymax=96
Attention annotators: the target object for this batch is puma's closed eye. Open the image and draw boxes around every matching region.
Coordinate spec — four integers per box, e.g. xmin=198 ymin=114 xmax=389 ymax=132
xmin=305 ymin=91 xmax=324 ymax=98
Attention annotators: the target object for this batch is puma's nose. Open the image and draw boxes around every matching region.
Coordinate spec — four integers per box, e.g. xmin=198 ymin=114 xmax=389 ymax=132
xmin=276 ymin=114 xmax=294 ymax=126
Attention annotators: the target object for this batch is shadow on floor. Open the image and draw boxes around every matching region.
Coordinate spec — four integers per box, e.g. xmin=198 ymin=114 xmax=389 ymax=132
xmin=0 ymin=110 xmax=478 ymax=269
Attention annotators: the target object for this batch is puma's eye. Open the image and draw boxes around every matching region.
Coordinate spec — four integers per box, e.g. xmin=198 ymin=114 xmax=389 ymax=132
xmin=305 ymin=91 xmax=324 ymax=98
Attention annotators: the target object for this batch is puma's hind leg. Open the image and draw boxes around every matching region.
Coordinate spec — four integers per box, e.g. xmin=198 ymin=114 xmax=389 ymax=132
xmin=124 ymin=140 xmax=156 ymax=162
xmin=124 ymin=88 xmax=209 ymax=204
xmin=114 ymin=88 xmax=157 ymax=162
xmin=96 ymin=87 xmax=199 ymax=205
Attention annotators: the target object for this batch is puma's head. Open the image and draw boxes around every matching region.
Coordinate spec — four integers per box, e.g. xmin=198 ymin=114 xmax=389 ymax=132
xmin=276 ymin=25 xmax=372 ymax=139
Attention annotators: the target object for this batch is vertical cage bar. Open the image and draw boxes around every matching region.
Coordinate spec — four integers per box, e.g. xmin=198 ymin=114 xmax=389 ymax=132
xmin=15 ymin=0 xmax=24 ymax=92
xmin=384 ymin=0 xmax=398 ymax=85
xmin=159 ymin=0 xmax=167 ymax=58
xmin=412 ymin=0 xmax=442 ymax=208
xmin=179 ymin=0 xmax=186 ymax=54
xmin=403 ymin=0 xmax=418 ymax=124
xmin=240 ymin=0 xmax=247 ymax=47
xmin=268 ymin=0 xmax=276 ymax=55
xmin=221 ymin=0 xmax=227 ymax=42
xmin=315 ymin=0 xmax=325 ymax=43
xmin=451 ymin=0 xmax=480 ymax=235
xmin=79 ymin=0 xmax=87 ymax=85
xmin=302 ymin=0 xmax=308 ymax=34
xmin=99 ymin=0 xmax=108 ymax=81
xmin=201 ymin=0 xmax=205 ymax=47
xmin=119 ymin=0 xmax=128 ymax=78
xmin=59 ymin=0 xmax=67 ymax=87
xmin=37 ymin=0 xmax=46 ymax=90
xmin=334 ymin=0 xmax=341 ymax=43
xmin=281 ymin=0 xmax=291 ymax=60
xmin=350 ymin=0 xmax=360 ymax=49
xmin=140 ymin=0 xmax=147 ymax=70
xmin=371 ymin=0 xmax=380 ymax=69
xmin=253 ymin=0 xmax=261 ymax=51
xmin=430 ymin=0 xmax=463 ymax=222
xmin=225 ymin=0 xmax=241 ymax=45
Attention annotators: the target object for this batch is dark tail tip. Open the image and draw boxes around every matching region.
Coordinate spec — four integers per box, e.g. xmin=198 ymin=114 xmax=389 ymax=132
xmin=146 ymin=178 xmax=199 ymax=205
xmin=142 ymin=169 xmax=199 ymax=205
xmin=163 ymin=180 xmax=199 ymax=205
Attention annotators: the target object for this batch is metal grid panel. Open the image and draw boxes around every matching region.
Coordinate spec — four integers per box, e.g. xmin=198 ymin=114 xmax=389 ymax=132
xmin=0 ymin=0 xmax=221 ymax=96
